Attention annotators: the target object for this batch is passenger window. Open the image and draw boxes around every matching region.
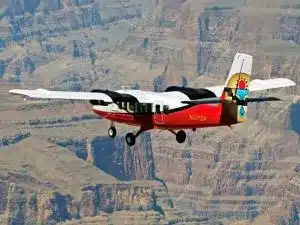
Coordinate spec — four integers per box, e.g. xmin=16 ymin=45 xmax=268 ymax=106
xmin=140 ymin=104 xmax=145 ymax=113
xmin=143 ymin=104 xmax=148 ymax=113
xmin=155 ymin=105 xmax=160 ymax=113
xmin=116 ymin=102 xmax=121 ymax=109
xmin=163 ymin=105 xmax=169 ymax=113
xmin=121 ymin=102 xmax=126 ymax=110
xmin=147 ymin=104 xmax=152 ymax=113
xmin=135 ymin=102 xmax=139 ymax=113
xmin=128 ymin=103 xmax=135 ymax=112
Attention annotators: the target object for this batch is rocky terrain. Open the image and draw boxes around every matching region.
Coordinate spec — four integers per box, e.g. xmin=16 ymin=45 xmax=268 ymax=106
xmin=1 ymin=0 xmax=300 ymax=224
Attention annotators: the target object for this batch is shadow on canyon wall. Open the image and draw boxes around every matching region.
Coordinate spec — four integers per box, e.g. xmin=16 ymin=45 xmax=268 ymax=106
xmin=290 ymin=103 xmax=300 ymax=135
xmin=91 ymin=132 xmax=174 ymax=208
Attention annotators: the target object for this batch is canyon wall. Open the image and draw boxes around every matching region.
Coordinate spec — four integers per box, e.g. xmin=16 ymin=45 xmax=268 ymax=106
xmin=2 ymin=0 xmax=300 ymax=224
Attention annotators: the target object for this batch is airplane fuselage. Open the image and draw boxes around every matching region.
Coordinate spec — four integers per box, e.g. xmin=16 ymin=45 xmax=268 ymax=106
xmin=91 ymin=88 xmax=239 ymax=130
xmin=93 ymin=101 xmax=230 ymax=130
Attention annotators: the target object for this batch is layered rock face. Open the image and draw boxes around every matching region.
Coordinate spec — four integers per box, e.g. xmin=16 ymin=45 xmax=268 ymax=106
xmin=0 ymin=181 xmax=168 ymax=224
xmin=49 ymin=132 xmax=156 ymax=181
xmin=75 ymin=1 xmax=300 ymax=224
xmin=91 ymin=133 xmax=155 ymax=181
xmin=2 ymin=0 xmax=300 ymax=224
xmin=194 ymin=2 xmax=300 ymax=85
xmin=0 ymin=0 xmax=152 ymax=87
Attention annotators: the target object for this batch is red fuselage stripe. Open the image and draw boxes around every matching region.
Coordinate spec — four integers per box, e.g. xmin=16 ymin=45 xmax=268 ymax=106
xmin=93 ymin=103 xmax=226 ymax=129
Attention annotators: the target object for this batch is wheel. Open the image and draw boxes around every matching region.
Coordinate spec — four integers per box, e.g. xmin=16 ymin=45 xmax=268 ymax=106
xmin=108 ymin=127 xmax=116 ymax=138
xmin=176 ymin=130 xmax=186 ymax=143
xmin=125 ymin=133 xmax=136 ymax=146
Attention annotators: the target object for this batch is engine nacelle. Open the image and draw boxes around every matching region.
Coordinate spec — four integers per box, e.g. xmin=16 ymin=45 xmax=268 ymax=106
xmin=90 ymin=89 xmax=109 ymax=106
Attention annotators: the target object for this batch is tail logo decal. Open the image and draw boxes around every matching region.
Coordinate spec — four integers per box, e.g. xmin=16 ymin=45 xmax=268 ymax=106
xmin=223 ymin=72 xmax=250 ymax=123
xmin=236 ymin=77 xmax=248 ymax=102
xmin=225 ymin=73 xmax=249 ymax=101
xmin=237 ymin=77 xmax=248 ymax=89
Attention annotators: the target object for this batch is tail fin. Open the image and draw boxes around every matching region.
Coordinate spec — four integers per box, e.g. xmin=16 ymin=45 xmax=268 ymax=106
xmin=221 ymin=53 xmax=253 ymax=124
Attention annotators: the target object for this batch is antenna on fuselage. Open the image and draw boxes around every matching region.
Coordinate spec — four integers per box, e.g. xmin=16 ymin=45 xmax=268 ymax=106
xmin=121 ymin=86 xmax=134 ymax=91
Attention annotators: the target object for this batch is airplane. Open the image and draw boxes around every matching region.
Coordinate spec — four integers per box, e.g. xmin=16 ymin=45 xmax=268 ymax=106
xmin=8 ymin=53 xmax=296 ymax=146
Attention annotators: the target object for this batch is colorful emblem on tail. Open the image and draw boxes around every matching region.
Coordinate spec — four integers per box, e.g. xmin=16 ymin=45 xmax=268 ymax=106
xmin=222 ymin=72 xmax=250 ymax=123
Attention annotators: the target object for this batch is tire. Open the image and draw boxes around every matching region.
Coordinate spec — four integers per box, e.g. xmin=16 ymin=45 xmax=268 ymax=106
xmin=125 ymin=133 xmax=136 ymax=146
xmin=176 ymin=130 xmax=186 ymax=143
xmin=108 ymin=127 xmax=117 ymax=138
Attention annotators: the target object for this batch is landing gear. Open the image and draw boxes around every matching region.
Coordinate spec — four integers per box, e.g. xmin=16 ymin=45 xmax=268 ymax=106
xmin=169 ymin=130 xmax=187 ymax=144
xmin=108 ymin=126 xmax=116 ymax=138
xmin=125 ymin=133 xmax=135 ymax=146
xmin=125 ymin=127 xmax=147 ymax=146
xmin=176 ymin=130 xmax=186 ymax=143
xmin=107 ymin=120 xmax=146 ymax=146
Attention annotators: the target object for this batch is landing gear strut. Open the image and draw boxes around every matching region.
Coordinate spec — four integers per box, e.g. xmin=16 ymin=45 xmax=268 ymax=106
xmin=107 ymin=123 xmax=186 ymax=146
xmin=107 ymin=121 xmax=146 ymax=146
xmin=170 ymin=130 xmax=186 ymax=143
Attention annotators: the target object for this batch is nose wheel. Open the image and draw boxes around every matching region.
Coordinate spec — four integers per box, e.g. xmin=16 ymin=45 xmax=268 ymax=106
xmin=108 ymin=126 xmax=116 ymax=138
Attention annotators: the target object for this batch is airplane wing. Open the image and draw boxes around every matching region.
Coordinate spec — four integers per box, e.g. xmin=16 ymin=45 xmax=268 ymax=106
xmin=8 ymin=77 xmax=295 ymax=106
xmin=8 ymin=88 xmax=113 ymax=102
xmin=205 ymin=78 xmax=296 ymax=96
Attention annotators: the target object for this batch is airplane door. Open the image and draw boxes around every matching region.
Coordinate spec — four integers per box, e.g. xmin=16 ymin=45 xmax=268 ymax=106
xmin=154 ymin=104 xmax=164 ymax=124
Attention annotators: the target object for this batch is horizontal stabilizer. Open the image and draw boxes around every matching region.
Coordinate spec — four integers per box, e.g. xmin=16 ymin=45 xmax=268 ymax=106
xmin=249 ymin=78 xmax=296 ymax=92
xmin=181 ymin=97 xmax=223 ymax=105
xmin=182 ymin=96 xmax=281 ymax=105
xmin=246 ymin=96 xmax=281 ymax=102
xmin=205 ymin=78 xmax=296 ymax=97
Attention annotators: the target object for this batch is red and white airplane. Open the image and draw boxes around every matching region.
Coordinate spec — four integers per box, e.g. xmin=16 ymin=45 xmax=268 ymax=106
xmin=9 ymin=53 xmax=295 ymax=146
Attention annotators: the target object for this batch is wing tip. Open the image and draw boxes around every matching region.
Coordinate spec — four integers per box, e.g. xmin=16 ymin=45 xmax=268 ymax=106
xmin=8 ymin=89 xmax=20 ymax=94
xmin=289 ymin=79 xmax=296 ymax=86
xmin=278 ymin=78 xmax=296 ymax=86
xmin=281 ymin=78 xmax=296 ymax=87
xmin=8 ymin=89 xmax=30 ymax=96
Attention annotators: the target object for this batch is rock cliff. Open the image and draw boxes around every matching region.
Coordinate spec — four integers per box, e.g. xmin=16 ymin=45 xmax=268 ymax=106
xmin=2 ymin=0 xmax=300 ymax=224
xmin=0 ymin=134 xmax=179 ymax=224
xmin=0 ymin=180 xmax=170 ymax=224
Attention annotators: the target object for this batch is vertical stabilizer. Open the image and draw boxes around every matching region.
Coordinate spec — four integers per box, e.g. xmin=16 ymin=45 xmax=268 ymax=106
xmin=221 ymin=53 xmax=253 ymax=124
xmin=225 ymin=53 xmax=253 ymax=86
